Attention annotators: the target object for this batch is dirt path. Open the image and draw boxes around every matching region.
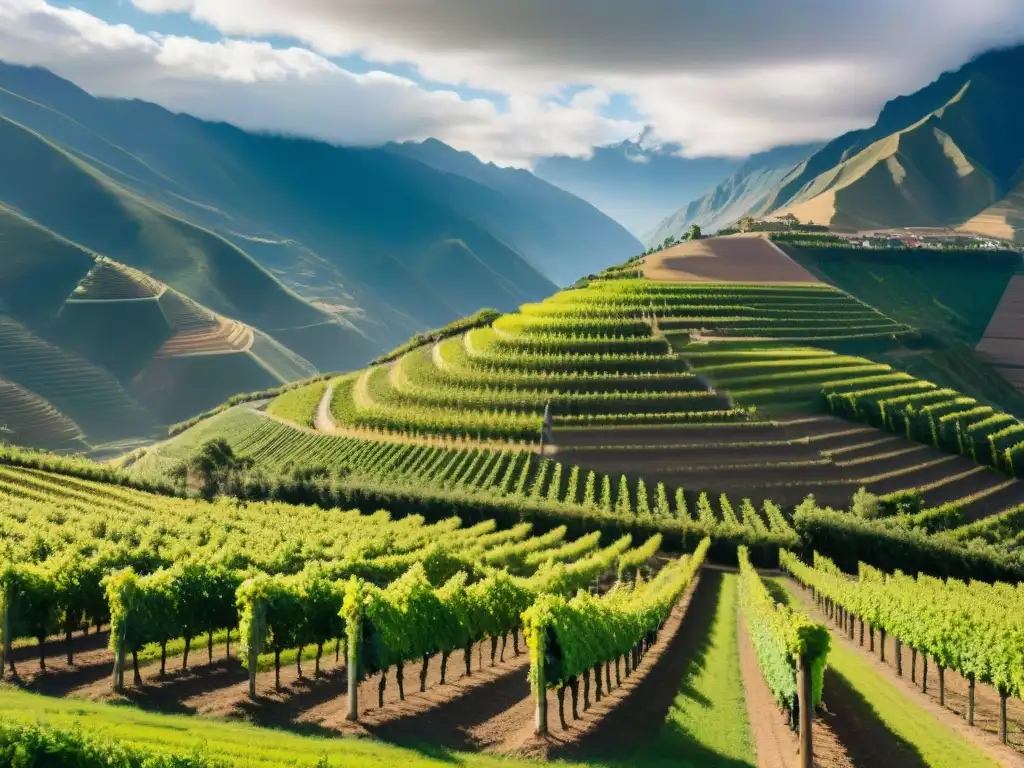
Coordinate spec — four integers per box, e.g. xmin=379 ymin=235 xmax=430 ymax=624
xmin=66 ymin=635 xmax=531 ymax=741
xmin=312 ymin=381 xmax=336 ymax=432
xmin=737 ymin=613 xmax=800 ymax=768
xmin=469 ymin=575 xmax=708 ymax=759
xmin=784 ymin=578 xmax=1024 ymax=768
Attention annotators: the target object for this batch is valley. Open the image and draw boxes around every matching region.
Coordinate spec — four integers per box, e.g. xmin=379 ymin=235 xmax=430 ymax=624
xmin=3 ymin=30 xmax=1024 ymax=768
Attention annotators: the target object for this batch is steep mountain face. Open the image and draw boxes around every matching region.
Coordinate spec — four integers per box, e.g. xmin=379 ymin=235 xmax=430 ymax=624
xmin=534 ymin=138 xmax=741 ymax=236
xmin=651 ymin=45 xmax=1024 ymax=240
xmin=762 ymin=46 xmax=1024 ymax=234
xmin=0 ymin=62 xmax=640 ymax=447
xmin=646 ymin=143 xmax=822 ymax=244
xmin=386 ymin=139 xmax=642 ymax=286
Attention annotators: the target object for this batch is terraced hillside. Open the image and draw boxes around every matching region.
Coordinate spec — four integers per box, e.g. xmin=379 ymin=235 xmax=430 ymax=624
xmin=136 ymin=237 xmax=1024 ymax=562
xmin=5 ymin=426 xmax=1023 ymax=768
xmin=0 ymin=215 xmax=320 ymax=447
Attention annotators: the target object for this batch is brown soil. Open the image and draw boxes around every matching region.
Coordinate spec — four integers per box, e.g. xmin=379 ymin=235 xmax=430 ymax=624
xmin=644 ymin=236 xmax=823 ymax=285
xmin=70 ymin=636 xmax=530 ymax=737
xmin=977 ymin=275 xmax=1024 ymax=395
xmin=382 ymin=574 xmax=706 ymax=759
xmin=737 ymin=612 xmax=801 ymax=768
xmin=555 ymin=413 xmax=1022 ymax=515
xmin=785 ymin=578 xmax=1024 ymax=767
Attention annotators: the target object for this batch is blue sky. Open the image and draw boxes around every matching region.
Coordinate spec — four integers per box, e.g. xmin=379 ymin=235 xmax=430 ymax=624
xmin=4 ymin=0 xmax=1024 ymax=166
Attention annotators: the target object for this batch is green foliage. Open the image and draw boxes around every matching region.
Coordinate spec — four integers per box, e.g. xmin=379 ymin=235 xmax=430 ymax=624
xmin=0 ymin=719 xmax=228 ymax=767
xmin=371 ymin=309 xmax=502 ymax=366
xmin=782 ymin=550 xmax=1024 ymax=698
xmin=793 ymin=498 xmax=1024 ymax=583
xmin=265 ymin=381 xmax=329 ymax=428
xmin=738 ymin=546 xmax=829 ymax=709
xmin=523 ymin=538 xmax=709 ymax=689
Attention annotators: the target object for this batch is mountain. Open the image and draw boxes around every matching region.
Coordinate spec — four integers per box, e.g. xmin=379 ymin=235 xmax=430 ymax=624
xmin=646 ymin=143 xmax=822 ymax=244
xmin=0 ymin=62 xmax=640 ymax=448
xmin=385 ymin=138 xmax=642 ymax=285
xmin=749 ymin=46 xmax=1024 ymax=235
xmin=534 ymin=137 xmax=741 ymax=236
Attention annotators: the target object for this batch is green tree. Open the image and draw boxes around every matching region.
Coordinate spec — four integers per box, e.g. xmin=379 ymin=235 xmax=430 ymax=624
xmin=686 ymin=224 xmax=703 ymax=241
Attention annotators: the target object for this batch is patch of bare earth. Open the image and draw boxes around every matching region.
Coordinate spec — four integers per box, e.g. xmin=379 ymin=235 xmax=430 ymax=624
xmin=67 ymin=636 xmax=530 ymax=739
xmin=737 ymin=612 xmax=802 ymax=768
xmin=785 ymin=578 xmax=1024 ymax=768
xmin=977 ymin=275 xmax=1024 ymax=395
xmin=643 ymin=235 xmax=823 ymax=284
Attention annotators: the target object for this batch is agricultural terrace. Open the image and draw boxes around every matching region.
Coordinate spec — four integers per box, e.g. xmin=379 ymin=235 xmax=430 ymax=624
xmin=3 ymin=452 xmax=1020 ymax=766
xmin=229 ymin=256 xmax=1024 ymax=530
xmin=644 ymin=234 xmax=824 ymax=284
xmin=16 ymin=234 xmax=1024 ymax=764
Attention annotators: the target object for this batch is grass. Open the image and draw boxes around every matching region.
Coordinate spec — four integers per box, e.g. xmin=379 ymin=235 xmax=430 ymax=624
xmin=773 ymin=579 xmax=999 ymax=768
xmin=0 ymin=686 xmax=538 ymax=768
xmin=781 ymin=244 xmax=1017 ymax=345
xmin=265 ymin=380 xmax=329 ymax=428
xmin=626 ymin=572 xmax=755 ymax=767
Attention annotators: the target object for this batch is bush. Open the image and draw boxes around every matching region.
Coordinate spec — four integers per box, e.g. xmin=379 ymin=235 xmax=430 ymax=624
xmin=0 ymin=720 xmax=228 ymax=767
xmin=793 ymin=498 xmax=1024 ymax=583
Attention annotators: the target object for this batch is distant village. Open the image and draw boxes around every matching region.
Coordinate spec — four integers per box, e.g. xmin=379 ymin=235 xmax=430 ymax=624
xmin=834 ymin=227 xmax=1014 ymax=251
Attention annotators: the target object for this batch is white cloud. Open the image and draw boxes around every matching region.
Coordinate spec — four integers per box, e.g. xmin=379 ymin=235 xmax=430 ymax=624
xmin=0 ymin=0 xmax=639 ymax=165
xmin=124 ymin=0 xmax=1024 ymax=156
xmin=2 ymin=0 xmax=1024 ymax=163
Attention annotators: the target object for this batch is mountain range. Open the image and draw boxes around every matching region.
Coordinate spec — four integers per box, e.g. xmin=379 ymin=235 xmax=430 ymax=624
xmin=534 ymin=137 xmax=741 ymax=236
xmin=0 ymin=62 xmax=640 ymax=447
xmin=651 ymin=44 xmax=1024 ymax=241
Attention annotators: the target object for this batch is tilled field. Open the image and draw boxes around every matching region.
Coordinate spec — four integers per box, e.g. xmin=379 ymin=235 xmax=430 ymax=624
xmin=644 ymin=235 xmax=824 ymax=284
xmin=554 ymin=415 xmax=1024 ymax=514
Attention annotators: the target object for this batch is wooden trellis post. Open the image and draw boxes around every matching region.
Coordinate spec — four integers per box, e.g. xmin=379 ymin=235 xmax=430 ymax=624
xmin=797 ymin=654 xmax=813 ymax=768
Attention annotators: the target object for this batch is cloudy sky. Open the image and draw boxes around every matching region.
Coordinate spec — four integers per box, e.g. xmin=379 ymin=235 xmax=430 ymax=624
xmin=1 ymin=0 xmax=1024 ymax=166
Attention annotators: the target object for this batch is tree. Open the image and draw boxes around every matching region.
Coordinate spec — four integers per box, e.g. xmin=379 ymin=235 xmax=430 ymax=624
xmin=779 ymin=213 xmax=800 ymax=229
xmin=686 ymin=224 xmax=703 ymax=241
xmin=172 ymin=438 xmax=254 ymax=499
xmin=737 ymin=216 xmax=756 ymax=233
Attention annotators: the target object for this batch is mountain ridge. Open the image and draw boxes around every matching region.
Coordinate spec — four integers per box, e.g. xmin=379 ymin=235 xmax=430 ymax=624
xmin=0 ymin=61 xmax=640 ymax=449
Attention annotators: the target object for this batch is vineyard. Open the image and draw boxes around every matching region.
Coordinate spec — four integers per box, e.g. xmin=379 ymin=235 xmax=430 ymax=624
xmin=3 ymin=235 xmax=1024 ymax=766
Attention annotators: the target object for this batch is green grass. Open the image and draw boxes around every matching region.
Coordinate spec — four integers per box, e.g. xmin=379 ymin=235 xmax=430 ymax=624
xmin=781 ymin=245 xmax=1017 ymax=345
xmin=626 ymin=572 xmax=755 ymax=767
xmin=773 ymin=580 xmax=999 ymax=768
xmin=265 ymin=380 xmax=328 ymax=428
xmin=0 ymin=686 xmax=539 ymax=768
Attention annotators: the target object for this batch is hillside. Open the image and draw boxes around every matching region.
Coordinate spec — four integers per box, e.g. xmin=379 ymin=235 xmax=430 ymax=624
xmin=386 ymin=139 xmax=643 ymax=286
xmin=0 ymin=206 xmax=318 ymax=445
xmin=0 ymin=63 xmax=638 ymax=358
xmin=1 ymin=233 xmax=1022 ymax=767
xmin=651 ymin=45 xmax=1024 ymax=237
xmin=647 ymin=143 xmax=821 ymax=242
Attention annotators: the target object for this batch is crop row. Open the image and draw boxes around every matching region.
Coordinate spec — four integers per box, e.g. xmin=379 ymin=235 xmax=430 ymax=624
xmin=782 ymin=550 xmax=1023 ymax=742
xmin=825 ymin=376 xmax=1024 ymax=477
xmin=524 ymin=538 xmax=710 ymax=732
xmin=425 ymin=341 xmax=707 ymax=392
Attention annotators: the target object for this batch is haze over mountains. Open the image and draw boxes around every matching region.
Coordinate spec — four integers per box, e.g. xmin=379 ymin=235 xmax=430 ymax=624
xmin=0 ymin=62 xmax=639 ymax=444
xmin=647 ymin=45 xmax=1024 ymax=243
xmin=533 ymin=137 xmax=741 ymax=236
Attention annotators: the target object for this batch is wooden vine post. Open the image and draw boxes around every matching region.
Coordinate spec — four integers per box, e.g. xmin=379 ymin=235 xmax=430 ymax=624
xmin=342 ymin=577 xmax=365 ymax=722
xmin=247 ymin=598 xmax=266 ymax=699
xmin=0 ymin=575 xmax=10 ymax=678
xmin=797 ymin=653 xmax=813 ymax=768
xmin=347 ymin=618 xmax=360 ymax=721
xmin=535 ymin=630 xmax=548 ymax=736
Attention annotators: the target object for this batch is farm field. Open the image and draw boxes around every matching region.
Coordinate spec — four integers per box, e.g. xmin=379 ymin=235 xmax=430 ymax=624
xmin=7 ymin=451 xmax=1021 ymax=768
xmin=3 ymin=234 xmax=1024 ymax=766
